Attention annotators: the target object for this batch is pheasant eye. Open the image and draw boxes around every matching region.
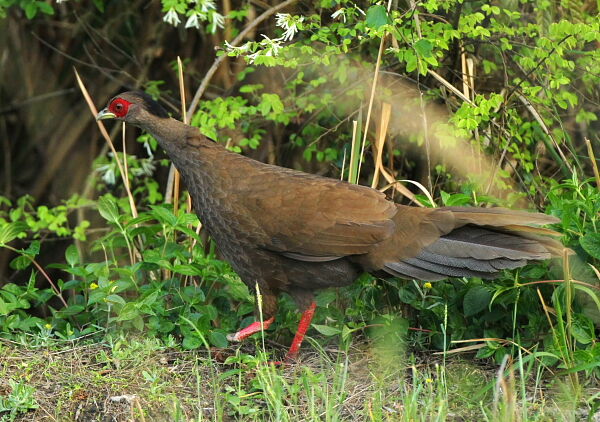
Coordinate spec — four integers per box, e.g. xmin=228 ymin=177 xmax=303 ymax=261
xmin=109 ymin=98 xmax=132 ymax=117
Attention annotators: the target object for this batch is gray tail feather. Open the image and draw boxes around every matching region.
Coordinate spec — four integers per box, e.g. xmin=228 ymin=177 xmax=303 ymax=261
xmin=384 ymin=225 xmax=555 ymax=281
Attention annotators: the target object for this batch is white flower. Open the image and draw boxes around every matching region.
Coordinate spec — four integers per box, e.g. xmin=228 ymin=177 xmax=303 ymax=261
xmin=275 ymin=13 xmax=303 ymax=42
xmin=225 ymin=35 xmax=284 ymax=64
xmin=198 ymin=0 xmax=216 ymax=12
xmin=246 ymin=52 xmax=260 ymax=63
xmin=331 ymin=8 xmax=346 ymax=22
xmin=260 ymin=34 xmax=282 ymax=55
xmin=185 ymin=12 xmax=200 ymax=29
xmin=209 ymin=12 xmax=225 ymax=33
xmin=224 ymin=40 xmax=251 ymax=53
xmin=97 ymin=164 xmax=116 ymax=185
xmin=143 ymin=141 xmax=154 ymax=158
xmin=163 ymin=8 xmax=181 ymax=26
xmin=56 ymin=0 xmax=68 ymax=3
xmin=275 ymin=13 xmax=289 ymax=28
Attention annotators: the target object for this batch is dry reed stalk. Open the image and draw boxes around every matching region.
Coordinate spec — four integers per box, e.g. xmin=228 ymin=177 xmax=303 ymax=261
xmin=371 ymin=102 xmax=392 ymax=189
xmin=585 ymin=137 xmax=600 ymax=189
xmin=74 ymin=68 xmax=138 ymax=218
xmin=366 ymin=104 xmax=429 ymax=206
xmin=171 ymin=56 xmax=188 ymax=215
xmin=537 ymin=288 xmax=556 ymax=330
xmin=357 ymin=34 xmax=387 ymax=178
xmin=340 ymin=147 xmax=347 ymax=181
xmin=451 ymin=338 xmax=533 ymax=355
xmin=379 ymin=180 xmax=429 ymax=207
xmin=348 ymin=120 xmax=359 ymax=183
xmin=121 ymin=122 xmax=131 ymax=199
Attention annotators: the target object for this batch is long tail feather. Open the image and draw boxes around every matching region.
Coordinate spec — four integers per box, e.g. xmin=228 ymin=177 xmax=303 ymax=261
xmin=382 ymin=206 xmax=566 ymax=281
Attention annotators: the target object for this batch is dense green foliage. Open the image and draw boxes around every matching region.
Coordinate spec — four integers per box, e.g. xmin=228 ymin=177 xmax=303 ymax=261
xmin=0 ymin=2 xmax=599 ymax=418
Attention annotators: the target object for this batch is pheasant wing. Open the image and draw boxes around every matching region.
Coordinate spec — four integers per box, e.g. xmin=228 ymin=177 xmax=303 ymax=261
xmin=244 ymin=170 xmax=397 ymax=260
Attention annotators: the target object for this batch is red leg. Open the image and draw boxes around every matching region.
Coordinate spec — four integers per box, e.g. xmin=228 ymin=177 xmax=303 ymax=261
xmin=285 ymin=301 xmax=317 ymax=361
xmin=227 ymin=317 xmax=275 ymax=342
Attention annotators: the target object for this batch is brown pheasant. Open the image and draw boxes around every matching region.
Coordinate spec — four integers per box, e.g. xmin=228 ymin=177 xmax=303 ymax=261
xmin=96 ymin=91 xmax=564 ymax=360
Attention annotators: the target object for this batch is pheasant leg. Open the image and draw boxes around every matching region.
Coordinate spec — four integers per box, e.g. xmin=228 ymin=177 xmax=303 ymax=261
xmin=285 ymin=301 xmax=317 ymax=361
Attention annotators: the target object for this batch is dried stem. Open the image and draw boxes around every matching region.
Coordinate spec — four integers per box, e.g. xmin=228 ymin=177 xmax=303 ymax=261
xmin=585 ymin=137 xmax=600 ymax=189
xmin=371 ymin=103 xmax=392 ymax=189
xmin=357 ymin=33 xmax=386 ymax=178
xmin=74 ymin=68 xmax=138 ymax=218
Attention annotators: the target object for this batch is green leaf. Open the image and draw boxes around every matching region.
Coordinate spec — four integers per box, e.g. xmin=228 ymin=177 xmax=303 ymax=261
xmin=97 ymin=196 xmax=120 ymax=224
xmin=92 ymin=0 xmax=105 ymax=12
xmin=150 ymin=205 xmax=178 ymax=226
xmin=55 ymin=304 xmax=85 ymax=317
xmin=0 ymin=221 xmax=28 ymax=245
xmin=365 ymin=5 xmax=389 ymax=29
xmin=239 ymin=84 xmax=264 ymax=93
xmin=116 ymin=303 xmax=139 ymax=321
xmin=312 ymin=324 xmax=341 ymax=336
xmin=209 ymin=331 xmax=228 ymax=348
xmin=183 ymin=285 xmax=206 ymax=302
xmin=131 ymin=315 xmax=144 ymax=331
xmin=22 ymin=240 xmax=40 ymax=257
xmin=172 ymin=263 xmax=203 ymax=276
xmin=36 ymin=1 xmax=54 ymax=15
xmin=580 ymin=233 xmax=600 ymax=259
xmin=259 ymin=93 xmax=284 ymax=116
xmin=65 ymin=245 xmax=79 ymax=267
xmin=414 ymin=39 xmax=433 ymax=58
xmin=463 ymin=285 xmax=492 ymax=317
xmin=61 ymin=279 xmax=81 ymax=290
xmin=0 ymin=297 xmax=13 ymax=315
xmin=316 ymin=290 xmax=337 ymax=306
xmin=105 ymin=294 xmax=127 ymax=306
xmin=24 ymin=2 xmax=38 ymax=19
xmin=405 ymin=51 xmax=417 ymax=72
xmin=182 ymin=335 xmax=202 ymax=350
xmin=140 ymin=291 xmax=160 ymax=307
xmin=10 ymin=255 xmax=31 ymax=270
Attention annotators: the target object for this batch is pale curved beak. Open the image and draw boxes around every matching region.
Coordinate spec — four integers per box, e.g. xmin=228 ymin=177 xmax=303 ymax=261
xmin=95 ymin=108 xmax=116 ymax=121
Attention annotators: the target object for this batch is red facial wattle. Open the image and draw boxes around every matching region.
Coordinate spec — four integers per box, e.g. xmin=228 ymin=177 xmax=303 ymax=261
xmin=108 ymin=98 xmax=132 ymax=118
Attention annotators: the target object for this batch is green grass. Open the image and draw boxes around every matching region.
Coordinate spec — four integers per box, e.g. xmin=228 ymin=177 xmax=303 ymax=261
xmin=0 ymin=334 xmax=596 ymax=421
